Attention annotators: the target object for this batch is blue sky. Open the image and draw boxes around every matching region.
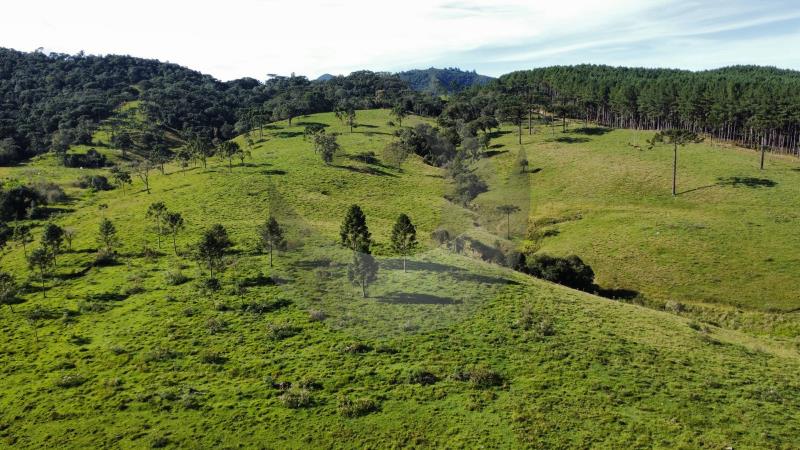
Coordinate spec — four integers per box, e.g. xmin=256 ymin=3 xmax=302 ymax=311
xmin=2 ymin=0 xmax=799 ymax=80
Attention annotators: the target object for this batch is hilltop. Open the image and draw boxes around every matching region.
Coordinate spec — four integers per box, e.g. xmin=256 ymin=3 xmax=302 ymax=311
xmin=396 ymin=67 xmax=494 ymax=94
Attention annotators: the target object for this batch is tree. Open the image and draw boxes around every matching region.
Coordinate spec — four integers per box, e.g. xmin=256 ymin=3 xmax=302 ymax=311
xmin=195 ymin=224 xmax=232 ymax=279
xmin=382 ymin=141 xmax=409 ymax=171
xmin=146 ymin=201 xmax=168 ymax=248
xmin=0 ymin=271 xmax=23 ymax=312
xmin=390 ymin=214 xmax=417 ymax=272
xmin=217 ymin=141 xmax=242 ymax=171
xmin=258 ymin=217 xmax=287 ymax=267
xmin=12 ymin=223 xmax=32 ymax=257
xmin=164 ymin=211 xmax=185 ymax=255
xmin=340 ymin=205 xmax=371 ymax=253
xmin=27 ymin=247 xmax=52 ymax=298
xmin=348 ymin=252 xmax=378 ymax=298
xmin=132 ymin=159 xmax=154 ymax=194
xmin=63 ymin=227 xmax=76 ymax=251
xmin=41 ymin=223 xmax=64 ymax=265
xmin=315 ymin=133 xmax=340 ymax=165
xmin=189 ymin=137 xmax=214 ymax=169
xmin=517 ymin=147 xmax=529 ymax=173
xmin=97 ymin=218 xmax=119 ymax=253
xmin=335 ymin=102 xmax=357 ymax=133
xmin=391 ymin=103 xmax=408 ymax=127
xmin=304 ymin=123 xmax=326 ymax=142
xmin=498 ymin=95 xmax=526 ymax=145
xmin=430 ymin=228 xmax=451 ymax=248
xmin=110 ymin=167 xmax=132 ymax=194
xmin=497 ymin=205 xmax=521 ymax=239
xmin=648 ymin=129 xmax=704 ymax=196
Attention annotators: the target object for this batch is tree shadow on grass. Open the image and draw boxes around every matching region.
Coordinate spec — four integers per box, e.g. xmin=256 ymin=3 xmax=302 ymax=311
xmin=488 ymin=130 xmax=511 ymax=139
xmin=550 ymin=136 xmax=590 ymax=144
xmin=523 ymin=168 xmax=543 ymax=174
xmin=378 ymin=292 xmax=462 ymax=305
xmin=573 ymin=127 xmax=612 ymax=136
xmin=272 ymin=131 xmax=303 ymax=139
xmin=382 ymin=259 xmax=517 ymax=285
xmin=595 ymin=286 xmax=640 ymax=300
xmin=295 ymin=121 xmax=329 ymax=128
xmin=717 ymin=176 xmax=777 ymax=188
xmin=483 ymin=149 xmax=508 ymax=158
xmin=261 ymin=169 xmax=287 ymax=176
xmin=334 ymin=165 xmax=397 ymax=177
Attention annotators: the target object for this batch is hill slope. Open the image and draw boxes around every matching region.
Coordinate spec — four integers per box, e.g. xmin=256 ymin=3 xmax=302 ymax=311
xmin=1 ymin=110 xmax=799 ymax=448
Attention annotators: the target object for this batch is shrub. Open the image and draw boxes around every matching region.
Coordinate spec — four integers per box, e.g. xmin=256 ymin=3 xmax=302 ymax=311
xmin=75 ymin=175 xmax=112 ymax=191
xmin=338 ymin=396 xmax=379 ymax=417
xmin=524 ymin=254 xmax=595 ymax=291
xmin=33 ymin=181 xmax=68 ymax=204
xmin=280 ymin=388 xmax=312 ymax=408
xmin=63 ymin=148 xmax=107 ymax=168
xmin=341 ymin=342 xmax=372 ymax=354
xmin=94 ymin=249 xmax=117 ymax=266
xmin=408 ymin=368 xmax=438 ymax=385
xmin=0 ymin=185 xmax=43 ymax=220
xmin=453 ymin=365 xmax=504 ymax=388
xmin=267 ymin=322 xmax=300 ymax=340
xmin=308 ymin=309 xmax=327 ymax=322
xmin=55 ymin=373 xmax=87 ymax=388
xmin=199 ymin=350 xmax=226 ymax=365
xmin=164 ymin=270 xmax=189 ymax=286
xmin=143 ymin=347 xmax=178 ymax=362
xmin=206 ymin=317 xmax=227 ymax=334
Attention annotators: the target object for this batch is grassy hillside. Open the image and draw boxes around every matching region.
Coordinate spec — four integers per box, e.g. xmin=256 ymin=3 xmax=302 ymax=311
xmin=1 ymin=110 xmax=799 ymax=448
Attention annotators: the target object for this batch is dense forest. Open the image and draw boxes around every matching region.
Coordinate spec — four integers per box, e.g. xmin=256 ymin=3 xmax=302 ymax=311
xmin=0 ymin=48 xmax=441 ymax=165
xmin=396 ymin=68 xmax=494 ymax=95
xmin=485 ymin=65 xmax=800 ymax=155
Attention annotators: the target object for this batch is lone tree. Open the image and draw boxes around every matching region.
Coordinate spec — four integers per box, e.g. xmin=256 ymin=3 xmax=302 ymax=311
xmin=517 ymin=147 xmax=529 ymax=173
xmin=648 ymin=129 xmax=704 ymax=196
xmin=97 ymin=218 xmax=119 ymax=254
xmin=195 ymin=224 xmax=232 ymax=279
xmin=146 ymin=202 xmax=168 ymax=248
xmin=164 ymin=211 xmax=185 ymax=255
xmin=41 ymin=223 xmax=64 ymax=265
xmin=12 ymin=223 xmax=32 ymax=257
xmin=390 ymin=214 xmax=418 ymax=272
xmin=217 ymin=141 xmax=243 ymax=171
xmin=498 ymin=95 xmax=526 ymax=145
xmin=335 ymin=102 xmax=357 ymax=133
xmin=497 ymin=205 xmax=521 ymax=239
xmin=0 ymin=271 xmax=23 ymax=312
xmin=132 ymin=159 xmax=154 ymax=194
xmin=27 ymin=247 xmax=52 ymax=298
xmin=63 ymin=228 xmax=76 ymax=251
xmin=110 ymin=167 xmax=132 ymax=194
xmin=315 ymin=133 xmax=340 ymax=165
xmin=258 ymin=216 xmax=287 ymax=267
xmin=340 ymin=205 xmax=371 ymax=253
xmin=348 ymin=252 xmax=379 ymax=298
xmin=382 ymin=141 xmax=409 ymax=171
xmin=391 ymin=103 xmax=408 ymax=127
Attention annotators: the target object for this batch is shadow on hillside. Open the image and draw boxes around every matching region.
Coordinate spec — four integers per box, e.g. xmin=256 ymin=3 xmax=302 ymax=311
xmin=382 ymin=259 xmax=457 ymax=272
xmin=261 ymin=169 xmax=287 ymax=176
xmin=522 ymin=167 xmax=542 ymax=174
xmin=295 ymin=121 xmax=329 ymax=128
xmin=272 ymin=131 xmax=303 ymax=139
xmin=550 ymin=136 xmax=590 ymax=144
xmin=356 ymin=124 xmax=379 ymax=129
xmin=355 ymin=131 xmax=393 ymax=136
xmin=378 ymin=292 xmax=462 ymax=305
xmin=451 ymin=271 xmax=519 ymax=285
xmin=596 ymin=286 xmax=640 ymax=300
xmin=573 ymin=127 xmax=612 ymax=136
xmin=293 ymin=259 xmax=333 ymax=269
xmin=791 ymin=167 xmax=800 ymax=172
xmin=483 ymin=150 xmax=508 ymax=158
xmin=488 ymin=130 xmax=511 ymax=139
xmin=335 ymin=164 xmax=397 ymax=177
xmin=717 ymin=176 xmax=777 ymax=188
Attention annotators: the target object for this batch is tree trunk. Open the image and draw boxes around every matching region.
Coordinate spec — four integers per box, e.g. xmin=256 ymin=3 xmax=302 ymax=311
xmin=507 ymin=214 xmax=511 ymax=240
xmin=172 ymin=234 xmax=178 ymax=255
xmin=269 ymin=245 xmax=273 ymax=267
xmin=403 ymin=256 xmax=406 ymax=273
xmin=760 ymin=139 xmax=766 ymax=170
xmin=672 ymin=143 xmax=678 ymax=197
xmin=518 ymin=123 xmax=522 ymax=145
xmin=361 ymin=280 xmax=367 ymax=298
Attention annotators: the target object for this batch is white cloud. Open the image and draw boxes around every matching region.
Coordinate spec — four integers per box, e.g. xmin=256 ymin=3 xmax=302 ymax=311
xmin=1 ymin=0 xmax=798 ymax=80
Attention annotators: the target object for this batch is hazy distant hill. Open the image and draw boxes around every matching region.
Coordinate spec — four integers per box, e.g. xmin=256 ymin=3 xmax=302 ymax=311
xmin=396 ymin=67 xmax=494 ymax=94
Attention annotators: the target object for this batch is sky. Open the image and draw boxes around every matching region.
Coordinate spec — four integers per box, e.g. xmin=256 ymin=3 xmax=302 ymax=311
xmin=2 ymin=0 xmax=800 ymax=81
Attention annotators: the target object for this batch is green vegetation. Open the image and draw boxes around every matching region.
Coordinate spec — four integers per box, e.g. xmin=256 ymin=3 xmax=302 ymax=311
xmin=1 ymin=108 xmax=799 ymax=448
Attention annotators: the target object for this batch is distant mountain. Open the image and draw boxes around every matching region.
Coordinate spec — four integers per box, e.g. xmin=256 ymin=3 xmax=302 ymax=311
xmin=396 ymin=67 xmax=494 ymax=94
xmin=315 ymin=73 xmax=335 ymax=82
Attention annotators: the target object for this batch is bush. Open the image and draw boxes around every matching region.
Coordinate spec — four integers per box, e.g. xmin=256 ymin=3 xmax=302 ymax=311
xmin=94 ymin=249 xmax=117 ymax=266
xmin=453 ymin=365 xmax=504 ymax=388
xmin=55 ymin=373 xmax=87 ymax=388
xmin=308 ymin=309 xmax=327 ymax=322
xmin=33 ymin=181 xmax=68 ymax=203
xmin=75 ymin=175 xmax=112 ymax=191
xmin=408 ymin=368 xmax=438 ymax=385
xmin=164 ymin=270 xmax=189 ymax=286
xmin=280 ymin=388 xmax=312 ymax=408
xmin=0 ymin=185 xmax=44 ymax=220
xmin=206 ymin=317 xmax=227 ymax=334
xmin=338 ymin=396 xmax=379 ymax=417
xmin=267 ymin=322 xmax=300 ymax=340
xmin=524 ymin=254 xmax=595 ymax=291
xmin=199 ymin=349 xmax=226 ymax=364
xmin=63 ymin=148 xmax=107 ymax=168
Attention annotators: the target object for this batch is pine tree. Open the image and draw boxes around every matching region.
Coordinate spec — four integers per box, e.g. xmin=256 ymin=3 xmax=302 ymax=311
xmin=348 ymin=252 xmax=379 ymax=298
xmin=41 ymin=223 xmax=64 ymax=265
xmin=97 ymin=218 xmax=119 ymax=254
xmin=648 ymin=129 xmax=704 ymax=196
xmin=340 ymin=205 xmax=371 ymax=253
xmin=390 ymin=214 xmax=417 ymax=272
xmin=258 ymin=217 xmax=287 ymax=267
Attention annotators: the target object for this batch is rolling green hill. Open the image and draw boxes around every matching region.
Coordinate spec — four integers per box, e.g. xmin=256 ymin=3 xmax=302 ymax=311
xmin=1 ymin=110 xmax=799 ymax=448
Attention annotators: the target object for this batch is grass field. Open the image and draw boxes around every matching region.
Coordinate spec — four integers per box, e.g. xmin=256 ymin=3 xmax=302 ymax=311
xmin=1 ymin=110 xmax=799 ymax=448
